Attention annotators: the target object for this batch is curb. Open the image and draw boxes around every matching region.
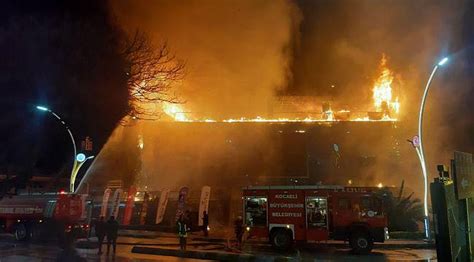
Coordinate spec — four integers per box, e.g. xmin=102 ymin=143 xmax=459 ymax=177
xmin=320 ymin=242 xmax=435 ymax=250
xmin=131 ymin=246 xmax=435 ymax=262
xmin=76 ymin=240 xmax=226 ymax=249
xmin=81 ymin=238 xmax=434 ymax=251
xmin=192 ymin=238 xmax=435 ymax=250
xmin=373 ymin=244 xmax=435 ymax=250
xmin=132 ymin=246 xmax=296 ymax=261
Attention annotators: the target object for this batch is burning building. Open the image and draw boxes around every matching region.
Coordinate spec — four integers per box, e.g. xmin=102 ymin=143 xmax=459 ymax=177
xmin=133 ymin=120 xmax=401 ymax=189
xmin=80 ymin=119 xmax=402 ymax=226
xmin=156 ymin=54 xmax=401 ymax=123
xmin=78 ymin=54 xmax=404 ymax=225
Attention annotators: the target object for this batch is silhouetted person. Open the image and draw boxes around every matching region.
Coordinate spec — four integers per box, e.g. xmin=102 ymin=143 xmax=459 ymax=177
xmin=234 ymin=216 xmax=244 ymax=248
xmin=184 ymin=210 xmax=192 ymax=229
xmin=106 ymin=216 xmax=119 ymax=254
xmin=177 ymin=214 xmax=188 ymax=251
xmin=94 ymin=216 xmax=106 ymax=254
xmin=202 ymin=211 xmax=209 ymax=237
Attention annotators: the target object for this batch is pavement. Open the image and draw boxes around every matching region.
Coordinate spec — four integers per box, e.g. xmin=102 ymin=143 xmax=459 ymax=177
xmin=95 ymin=230 xmax=436 ymax=261
xmin=130 ymin=246 xmax=437 ymax=261
xmin=115 ymin=229 xmax=435 ymax=249
xmin=0 ymin=230 xmax=437 ymax=261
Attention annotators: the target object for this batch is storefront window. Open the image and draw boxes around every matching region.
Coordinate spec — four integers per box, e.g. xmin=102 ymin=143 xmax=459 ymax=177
xmin=245 ymin=197 xmax=267 ymax=226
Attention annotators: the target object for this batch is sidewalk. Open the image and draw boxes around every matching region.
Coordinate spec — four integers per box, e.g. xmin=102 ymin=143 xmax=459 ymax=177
xmin=76 ymin=232 xmax=435 ymax=261
xmin=116 ymin=229 xmax=434 ymax=250
xmin=319 ymin=239 xmax=434 ymax=250
xmin=131 ymin=245 xmax=436 ymax=261
xmin=18 ymin=230 xmax=433 ymax=250
xmin=131 ymin=246 xmax=298 ymax=261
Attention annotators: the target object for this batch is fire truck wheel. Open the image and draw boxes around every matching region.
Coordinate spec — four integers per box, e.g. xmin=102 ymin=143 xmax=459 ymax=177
xmin=349 ymin=231 xmax=373 ymax=254
xmin=270 ymin=229 xmax=293 ymax=250
xmin=14 ymin=223 xmax=28 ymax=241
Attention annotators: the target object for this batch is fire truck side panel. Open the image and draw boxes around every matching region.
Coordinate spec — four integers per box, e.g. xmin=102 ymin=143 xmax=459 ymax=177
xmin=330 ymin=191 xmax=387 ymax=242
xmin=55 ymin=194 xmax=83 ymax=222
xmin=0 ymin=196 xmax=51 ymax=232
xmin=267 ymin=190 xmax=305 ymax=241
xmin=0 ymin=194 xmax=88 ymax=240
xmin=243 ymin=186 xmax=388 ymax=248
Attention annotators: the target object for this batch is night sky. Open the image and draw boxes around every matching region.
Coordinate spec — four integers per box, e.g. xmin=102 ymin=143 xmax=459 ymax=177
xmin=0 ymin=0 xmax=472 ymax=192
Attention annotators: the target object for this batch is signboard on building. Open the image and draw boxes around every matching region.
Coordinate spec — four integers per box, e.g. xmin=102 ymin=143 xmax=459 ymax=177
xmin=198 ymin=186 xmax=211 ymax=226
xmin=123 ymin=186 xmax=136 ymax=225
xmin=155 ymin=188 xmax=170 ymax=224
xmin=454 ymin=151 xmax=474 ymax=200
xmin=100 ymin=188 xmax=111 ymax=217
xmin=110 ymin=189 xmax=123 ymax=218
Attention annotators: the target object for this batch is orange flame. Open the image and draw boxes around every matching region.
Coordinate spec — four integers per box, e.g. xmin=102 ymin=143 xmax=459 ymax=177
xmin=373 ymin=54 xmax=399 ymax=116
xmin=162 ymin=103 xmax=189 ymax=121
xmin=158 ymin=54 xmax=400 ymax=123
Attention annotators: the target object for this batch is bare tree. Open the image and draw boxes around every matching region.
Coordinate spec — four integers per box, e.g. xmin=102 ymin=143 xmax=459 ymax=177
xmin=122 ymin=31 xmax=185 ymax=119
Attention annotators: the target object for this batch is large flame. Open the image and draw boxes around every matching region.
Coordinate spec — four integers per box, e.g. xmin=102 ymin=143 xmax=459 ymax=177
xmin=157 ymin=54 xmax=400 ymax=123
xmin=373 ymin=54 xmax=399 ymax=116
xmin=162 ymin=102 xmax=189 ymax=121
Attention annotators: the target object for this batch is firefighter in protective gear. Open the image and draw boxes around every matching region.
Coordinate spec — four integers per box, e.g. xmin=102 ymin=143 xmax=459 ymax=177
xmin=177 ymin=214 xmax=188 ymax=251
xmin=234 ymin=216 xmax=244 ymax=249
xmin=94 ymin=216 xmax=106 ymax=254
xmin=202 ymin=211 xmax=209 ymax=237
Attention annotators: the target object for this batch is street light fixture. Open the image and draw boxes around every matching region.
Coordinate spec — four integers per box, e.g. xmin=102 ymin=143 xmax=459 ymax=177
xmin=438 ymin=57 xmax=449 ymax=66
xmin=414 ymin=56 xmax=449 ymax=240
xmin=36 ymin=106 xmax=49 ymax=111
xmin=35 ymin=105 xmax=94 ymax=192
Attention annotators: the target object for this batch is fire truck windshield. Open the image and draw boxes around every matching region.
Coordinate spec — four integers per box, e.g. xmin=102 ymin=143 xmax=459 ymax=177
xmin=244 ymin=196 xmax=267 ymax=226
xmin=360 ymin=196 xmax=383 ymax=216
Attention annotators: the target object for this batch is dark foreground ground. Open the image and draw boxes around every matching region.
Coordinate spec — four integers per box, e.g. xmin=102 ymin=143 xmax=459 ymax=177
xmin=0 ymin=230 xmax=436 ymax=261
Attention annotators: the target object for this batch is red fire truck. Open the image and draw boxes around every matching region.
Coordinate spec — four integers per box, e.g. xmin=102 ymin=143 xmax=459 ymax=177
xmin=0 ymin=191 xmax=89 ymax=241
xmin=243 ymin=185 xmax=389 ymax=254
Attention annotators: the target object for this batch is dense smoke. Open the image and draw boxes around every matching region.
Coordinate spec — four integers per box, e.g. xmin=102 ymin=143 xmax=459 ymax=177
xmin=81 ymin=1 xmax=473 ymax=199
xmin=290 ymin=0 xmax=470 ymax=192
xmin=112 ymin=0 xmax=302 ymax=118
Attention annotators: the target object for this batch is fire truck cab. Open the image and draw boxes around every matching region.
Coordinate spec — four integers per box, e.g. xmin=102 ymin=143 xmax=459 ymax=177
xmin=0 ymin=192 xmax=88 ymax=241
xmin=243 ymin=185 xmax=389 ymax=254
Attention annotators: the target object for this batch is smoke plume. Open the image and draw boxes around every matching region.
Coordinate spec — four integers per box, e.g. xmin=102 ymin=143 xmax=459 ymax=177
xmin=289 ymin=0 xmax=470 ymax=192
xmin=112 ymin=0 xmax=302 ymax=118
xmin=80 ymin=1 xmax=473 ymax=200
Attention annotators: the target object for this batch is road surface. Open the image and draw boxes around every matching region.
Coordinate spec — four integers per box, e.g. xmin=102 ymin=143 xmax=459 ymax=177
xmin=0 ymin=233 xmax=436 ymax=261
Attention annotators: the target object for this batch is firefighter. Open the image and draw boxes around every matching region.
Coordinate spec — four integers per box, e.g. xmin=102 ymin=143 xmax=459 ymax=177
xmin=94 ymin=216 xmax=106 ymax=255
xmin=234 ymin=216 xmax=244 ymax=248
xmin=184 ymin=210 xmax=192 ymax=229
xmin=106 ymin=216 xmax=119 ymax=254
xmin=202 ymin=211 xmax=209 ymax=237
xmin=353 ymin=203 xmax=361 ymax=220
xmin=177 ymin=214 xmax=188 ymax=251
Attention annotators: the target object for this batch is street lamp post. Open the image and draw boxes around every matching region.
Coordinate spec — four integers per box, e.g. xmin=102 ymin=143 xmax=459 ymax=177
xmin=36 ymin=106 xmax=94 ymax=192
xmin=71 ymin=153 xmax=94 ymax=193
xmin=414 ymin=56 xmax=449 ymax=240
